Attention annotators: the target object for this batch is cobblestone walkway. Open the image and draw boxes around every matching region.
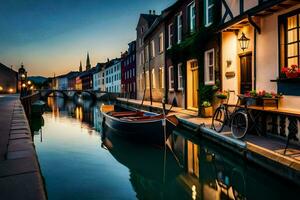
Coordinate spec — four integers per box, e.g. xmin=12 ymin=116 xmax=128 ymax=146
xmin=0 ymin=95 xmax=46 ymax=200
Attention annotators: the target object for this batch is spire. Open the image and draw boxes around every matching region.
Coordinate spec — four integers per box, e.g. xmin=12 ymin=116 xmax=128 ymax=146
xmin=79 ymin=61 xmax=82 ymax=72
xmin=86 ymin=52 xmax=91 ymax=71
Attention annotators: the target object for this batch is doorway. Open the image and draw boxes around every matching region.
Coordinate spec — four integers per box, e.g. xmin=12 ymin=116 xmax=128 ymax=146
xmin=187 ymin=60 xmax=199 ymax=110
xmin=240 ymin=54 xmax=252 ymax=94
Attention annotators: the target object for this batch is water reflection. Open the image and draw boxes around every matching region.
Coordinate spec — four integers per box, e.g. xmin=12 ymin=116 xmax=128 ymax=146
xmin=33 ymin=97 xmax=298 ymax=200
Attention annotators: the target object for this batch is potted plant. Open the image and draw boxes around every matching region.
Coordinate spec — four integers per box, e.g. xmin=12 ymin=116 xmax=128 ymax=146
xmin=200 ymin=101 xmax=213 ymax=118
xmin=281 ymin=64 xmax=300 ymax=79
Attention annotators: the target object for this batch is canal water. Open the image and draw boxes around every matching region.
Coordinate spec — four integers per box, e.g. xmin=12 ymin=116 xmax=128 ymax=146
xmin=30 ymin=97 xmax=299 ymax=200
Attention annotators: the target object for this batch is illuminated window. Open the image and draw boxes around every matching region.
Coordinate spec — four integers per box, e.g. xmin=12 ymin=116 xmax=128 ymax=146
xmin=159 ymin=33 xmax=164 ymax=53
xmin=152 ymin=68 xmax=156 ymax=89
xmin=279 ymin=9 xmax=300 ymax=67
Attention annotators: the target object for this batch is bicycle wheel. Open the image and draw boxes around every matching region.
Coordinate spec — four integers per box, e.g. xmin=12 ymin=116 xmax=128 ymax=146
xmin=231 ymin=111 xmax=248 ymax=139
xmin=212 ymin=107 xmax=226 ymax=132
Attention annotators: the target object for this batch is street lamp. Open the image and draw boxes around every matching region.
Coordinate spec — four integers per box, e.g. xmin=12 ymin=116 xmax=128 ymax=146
xmin=238 ymin=32 xmax=250 ymax=52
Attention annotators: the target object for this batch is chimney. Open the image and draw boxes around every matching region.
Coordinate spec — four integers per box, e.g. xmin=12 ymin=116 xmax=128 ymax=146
xmin=149 ymin=10 xmax=152 ymax=15
xmin=107 ymin=58 xmax=110 ymax=62
xmin=153 ymin=10 xmax=156 ymax=15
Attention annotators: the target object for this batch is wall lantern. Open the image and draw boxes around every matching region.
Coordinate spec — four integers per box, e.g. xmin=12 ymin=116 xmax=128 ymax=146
xmin=238 ymin=32 xmax=250 ymax=51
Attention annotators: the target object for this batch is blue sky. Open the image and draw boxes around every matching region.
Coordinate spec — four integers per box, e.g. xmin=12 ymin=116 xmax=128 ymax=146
xmin=0 ymin=0 xmax=174 ymax=76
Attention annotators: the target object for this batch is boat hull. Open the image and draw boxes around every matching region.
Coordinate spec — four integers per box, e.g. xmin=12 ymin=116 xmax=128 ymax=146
xmin=102 ymin=112 xmax=174 ymax=146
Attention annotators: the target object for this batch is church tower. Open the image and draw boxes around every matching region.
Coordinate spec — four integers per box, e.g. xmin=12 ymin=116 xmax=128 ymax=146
xmin=86 ymin=52 xmax=91 ymax=71
xmin=79 ymin=61 xmax=82 ymax=72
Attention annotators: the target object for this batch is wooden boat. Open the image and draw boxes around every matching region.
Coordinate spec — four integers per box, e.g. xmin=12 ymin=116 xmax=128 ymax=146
xmin=31 ymin=100 xmax=46 ymax=116
xmin=101 ymin=105 xmax=179 ymax=146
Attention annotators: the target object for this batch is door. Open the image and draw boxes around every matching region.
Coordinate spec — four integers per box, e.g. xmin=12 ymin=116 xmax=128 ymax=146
xmin=240 ymin=54 xmax=252 ymax=94
xmin=192 ymin=68 xmax=198 ymax=108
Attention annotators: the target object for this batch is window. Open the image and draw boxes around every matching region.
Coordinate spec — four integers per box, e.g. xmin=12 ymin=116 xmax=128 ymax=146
xmin=140 ymin=51 xmax=144 ymax=65
xmin=145 ymin=45 xmax=149 ymax=62
xmin=189 ymin=1 xmax=196 ymax=32
xmin=150 ymin=40 xmax=155 ymax=58
xmin=178 ymin=63 xmax=183 ymax=90
xmin=168 ymin=23 xmax=174 ymax=48
xmin=152 ymin=68 xmax=156 ymax=89
xmin=279 ymin=10 xmax=300 ymax=68
xmin=205 ymin=0 xmax=214 ymax=27
xmin=159 ymin=33 xmax=164 ymax=53
xmin=146 ymin=71 xmax=150 ymax=89
xmin=159 ymin=67 xmax=165 ymax=89
xmin=169 ymin=66 xmax=174 ymax=90
xmin=204 ymin=49 xmax=215 ymax=85
xmin=177 ymin=12 xmax=183 ymax=43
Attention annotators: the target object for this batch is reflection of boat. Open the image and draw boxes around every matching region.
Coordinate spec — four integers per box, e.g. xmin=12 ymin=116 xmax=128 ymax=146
xmin=101 ymin=105 xmax=178 ymax=146
xmin=31 ymin=100 xmax=46 ymax=116
xmin=102 ymin=126 xmax=185 ymax=199
xmin=102 ymin=126 xmax=182 ymax=182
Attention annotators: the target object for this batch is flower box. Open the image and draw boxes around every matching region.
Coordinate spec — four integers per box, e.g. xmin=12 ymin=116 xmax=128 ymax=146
xmin=200 ymin=106 xmax=213 ymax=118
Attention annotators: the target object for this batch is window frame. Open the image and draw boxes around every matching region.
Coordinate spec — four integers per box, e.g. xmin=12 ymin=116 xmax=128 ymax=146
xmin=168 ymin=23 xmax=173 ymax=49
xmin=159 ymin=33 xmax=164 ymax=53
xmin=177 ymin=12 xmax=183 ymax=44
xmin=169 ymin=66 xmax=174 ymax=91
xmin=204 ymin=48 xmax=215 ymax=85
xmin=152 ymin=68 xmax=156 ymax=89
xmin=205 ymin=0 xmax=214 ymax=27
xmin=279 ymin=9 xmax=300 ymax=69
xmin=177 ymin=63 xmax=183 ymax=90
xmin=188 ymin=1 xmax=196 ymax=33
xmin=150 ymin=40 xmax=155 ymax=58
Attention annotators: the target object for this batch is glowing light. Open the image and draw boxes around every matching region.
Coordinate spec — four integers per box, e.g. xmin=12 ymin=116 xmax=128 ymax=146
xmin=30 ymin=86 xmax=34 ymax=90
xmin=0 ymin=86 xmax=3 ymax=91
xmin=22 ymin=83 xmax=26 ymax=88
xmin=21 ymin=74 xmax=25 ymax=78
xmin=8 ymin=88 xmax=14 ymax=93
xmin=192 ymin=185 xmax=197 ymax=200
xmin=27 ymin=80 xmax=32 ymax=85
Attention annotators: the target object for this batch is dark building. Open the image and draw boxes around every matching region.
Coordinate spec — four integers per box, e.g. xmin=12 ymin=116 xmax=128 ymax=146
xmin=80 ymin=68 xmax=96 ymax=90
xmin=66 ymin=72 xmax=80 ymax=90
xmin=121 ymin=41 xmax=137 ymax=99
xmin=0 ymin=63 xmax=18 ymax=93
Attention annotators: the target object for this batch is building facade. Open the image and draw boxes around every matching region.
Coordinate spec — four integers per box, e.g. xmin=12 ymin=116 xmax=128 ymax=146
xmin=143 ymin=10 xmax=170 ymax=103
xmin=121 ymin=41 xmax=137 ymax=99
xmin=136 ymin=12 xmax=159 ymax=100
xmin=164 ymin=0 xmax=201 ymax=110
xmin=0 ymin=63 xmax=17 ymax=93
xmin=219 ymin=0 xmax=300 ymax=111
xmin=93 ymin=63 xmax=106 ymax=91
xmin=105 ymin=59 xmax=121 ymax=93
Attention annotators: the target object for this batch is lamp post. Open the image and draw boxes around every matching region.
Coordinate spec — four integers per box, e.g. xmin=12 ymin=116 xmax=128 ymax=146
xmin=18 ymin=64 xmax=27 ymax=97
xmin=238 ymin=32 xmax=250 ymax=52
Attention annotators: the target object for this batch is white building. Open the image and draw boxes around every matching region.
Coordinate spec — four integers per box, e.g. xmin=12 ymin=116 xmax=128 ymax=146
xmin=93 ymin=63 xmax=106 ymax=91
xmin=105 ymin=59 xmax=121 ymax=93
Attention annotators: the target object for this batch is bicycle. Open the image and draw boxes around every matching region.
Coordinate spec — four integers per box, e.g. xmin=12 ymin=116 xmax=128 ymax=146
xmin=211 ymin=90 xmax=249 ymax=139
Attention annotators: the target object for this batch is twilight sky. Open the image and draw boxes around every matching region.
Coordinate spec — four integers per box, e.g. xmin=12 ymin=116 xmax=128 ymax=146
xmin=0 ymin=0 xmax=174 ymax=77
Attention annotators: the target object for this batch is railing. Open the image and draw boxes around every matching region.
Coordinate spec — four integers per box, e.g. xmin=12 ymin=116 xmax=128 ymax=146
xmin=20 ymin=92 xmax=41 ymax=118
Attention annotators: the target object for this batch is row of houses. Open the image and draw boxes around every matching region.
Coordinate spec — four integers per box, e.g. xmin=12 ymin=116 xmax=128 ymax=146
xmin=54 ymin=0 xmax=300 ymax=114
xmin=135 ymin=0 xmax=300 ymax=113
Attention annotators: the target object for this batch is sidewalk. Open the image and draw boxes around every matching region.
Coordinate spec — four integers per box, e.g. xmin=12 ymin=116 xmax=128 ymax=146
xmin=0 ymin=95 xmax=46 ymax=200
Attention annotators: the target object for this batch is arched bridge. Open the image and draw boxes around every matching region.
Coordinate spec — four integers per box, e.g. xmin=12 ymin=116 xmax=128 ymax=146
xmin=36 ymin=89 xmax=115 ymax=100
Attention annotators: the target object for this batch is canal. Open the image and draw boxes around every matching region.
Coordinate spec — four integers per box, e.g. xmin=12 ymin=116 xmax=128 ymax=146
xmin=30 ymin=97 xmax=299 ymax=200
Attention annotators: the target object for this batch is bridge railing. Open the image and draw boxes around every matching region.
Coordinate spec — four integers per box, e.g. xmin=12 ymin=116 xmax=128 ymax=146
xmin=20 ymin=92 xmax=41 ymax=118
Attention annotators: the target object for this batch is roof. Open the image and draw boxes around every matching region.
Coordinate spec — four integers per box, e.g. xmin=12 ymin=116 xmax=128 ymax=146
xmin=140 ymin=14 xmax=159 ymax=26
xmin=105 ymin=58 xmax=121 ymax=69
xmin=143 ymin=2 xmax=177 ymax=40
xmin=0 ymin=63 xmax=17 ymax=74
xmin=79 ymin=67 xmax=97 ymax=78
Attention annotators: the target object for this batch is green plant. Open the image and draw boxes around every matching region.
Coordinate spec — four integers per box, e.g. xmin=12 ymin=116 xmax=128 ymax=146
xmin=215 ymin=90 xmax=228 ymax=99
xmin=202 ymin=101 xmax=211 ymax=107
xmin=199 ymin=84 xmax=215 ymax=105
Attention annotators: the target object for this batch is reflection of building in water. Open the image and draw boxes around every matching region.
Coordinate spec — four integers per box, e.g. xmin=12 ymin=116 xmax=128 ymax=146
xmin=168 ymin=131 xmax=247 ymax=200
xmin=93 ymin=106 xmax=102 ymax=132
xmin=75 ymin=107 xmax=83 ymax=121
